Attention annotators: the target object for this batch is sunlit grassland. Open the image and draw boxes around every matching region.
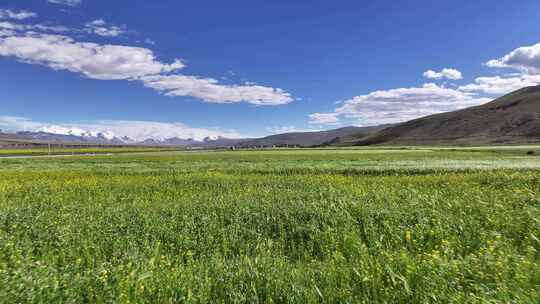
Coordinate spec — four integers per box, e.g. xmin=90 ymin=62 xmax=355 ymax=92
xmin=0 ymin=148 xmax=539 ymax=303
xmin=0 ymin=146 xmax=181 ymax=157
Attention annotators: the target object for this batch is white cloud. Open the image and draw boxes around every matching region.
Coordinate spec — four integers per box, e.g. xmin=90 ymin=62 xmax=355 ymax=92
xmin=266 ymin=126 xmax=323 ymax=134
xmin=0 ymin=29 xmax=15 ymax=37
xmin=308 ymin=113 xmax=340 ymax=125
xmin=311 ymin=83 xmax=490 ymax=126
xmin=141 ymin=75 xmax=292 ymax=105
xmin=0 ymin=33 xmax=184 ymax=80
xmin=48 ymin=0 xmax=82 ymax=7
xmin=423 ymin=68 xmax=463 ymax=80
xmin=458 ymin=42 xmax=540 ymax=95
xmin=0 ymin=21 xmax=18 ymax=31
xmin=85 ymin=19 xmax=125 ymax=37
xmin=308 ymin=41 xmax=540 ymax=127
xmin=0 ymin=26 xmax=292 ymax=105
xmin=0 ymin=116 xmax=242 ymax=142
xmin=486 ymin=42 xmax=540 ymax=75
xmin=30 ymin=24 xmax=71 ymax=33
xmin=0 ymin=9 xmax=36 ymax=20
xmin=0 ymin=116 xmax=40 ymax=131
xmin=459 ymin=75 xmax=540 ymax=95
xmin=0 ymin=21 xmax=69 ymax=33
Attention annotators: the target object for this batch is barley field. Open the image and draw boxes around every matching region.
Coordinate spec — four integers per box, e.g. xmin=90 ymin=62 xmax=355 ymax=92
xmin=0 ymin=148 xmax=539 ymax=303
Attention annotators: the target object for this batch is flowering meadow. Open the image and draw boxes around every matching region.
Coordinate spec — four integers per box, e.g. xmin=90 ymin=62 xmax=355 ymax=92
xmin=0 ymin=148 xmax=539 ymax=303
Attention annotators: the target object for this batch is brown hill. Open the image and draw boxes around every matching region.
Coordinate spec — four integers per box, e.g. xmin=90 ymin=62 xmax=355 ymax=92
xmin=345 ymin=85 xmax=540 ymax=146
xmin=238 ymin=126 xmax=386 ymax=148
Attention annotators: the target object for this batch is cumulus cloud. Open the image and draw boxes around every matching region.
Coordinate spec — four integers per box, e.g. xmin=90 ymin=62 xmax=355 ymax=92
xmin=0 ymin=23 xmax=292 ymax=105
xmin=459 ymin=75 xmax=540 ymax=95
xmin=48 ymin=0 xmax=82 ymax=7
xmin=141 ymin=75 xmax=292 ymax=105
xmin=85 ymin=19 xmax=125 ymax=37
xmin=311 ymin=83 xmax=490 ymax=126
xmin=0 ymin=9 xmax=36 ymax=20
xmin=458 ymin=42 xmax=540 ymax=95
xmin=310 ymin=41 xmax=540 ymax=127
xmin=0 ymin=33 xmax=184 ymax=80
xmin=0 ymin=116 xmax=242 ymax=142
xmin=486 ymin=42 xmax=540 ymax=75
xmin=308 ymin=113 xmax=340 ymax=125
xmin=423 ymin=68 xmax=463 ymax=80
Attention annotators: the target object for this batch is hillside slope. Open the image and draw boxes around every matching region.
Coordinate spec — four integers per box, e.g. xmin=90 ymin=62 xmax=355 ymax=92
xmin=347 ymin=85 xmax=540 ymax=145
xmin=238 ymin=126 xmax=385 ymax=147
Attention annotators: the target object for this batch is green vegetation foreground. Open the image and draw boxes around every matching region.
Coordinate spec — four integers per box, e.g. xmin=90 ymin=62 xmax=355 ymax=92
xmin=0 ymin=148 xmax=539 ymax=303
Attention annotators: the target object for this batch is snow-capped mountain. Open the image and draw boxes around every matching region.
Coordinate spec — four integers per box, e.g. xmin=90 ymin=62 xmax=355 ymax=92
xmin=11 ymin=125 xmax=136 ymax=144
xmin=13 ymin=131 xmax=131 ymax=144
xmin=4 ymin=130 xmax=247 ymax=147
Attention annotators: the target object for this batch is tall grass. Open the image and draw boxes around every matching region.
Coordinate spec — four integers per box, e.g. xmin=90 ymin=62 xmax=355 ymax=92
xmin=0 ymin=149 xmax=539 ymax=303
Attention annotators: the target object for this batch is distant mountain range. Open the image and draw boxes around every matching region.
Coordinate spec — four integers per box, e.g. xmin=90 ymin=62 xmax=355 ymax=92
xmin=0 ymin=127 xmax=371 ymax=148
xmin=12 ymin=131 xmax=129 ymax=144
xmin=0 ymin=131 xmax=249 ymax=148
xmin=0 ymin=126 xmax=384 ymax=148
xmin=2 ymin=85 xmax=540 ymax=148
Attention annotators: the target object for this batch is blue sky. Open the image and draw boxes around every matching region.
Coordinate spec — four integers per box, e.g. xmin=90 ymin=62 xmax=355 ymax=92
xmin=1 ymin=0 xmax=540 ymax=140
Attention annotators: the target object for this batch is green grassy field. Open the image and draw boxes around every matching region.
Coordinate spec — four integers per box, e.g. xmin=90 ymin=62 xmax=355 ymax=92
xmin=0 ymin=148 xmax=539 ymax=303
xmin=0 ymin=146 xmax=182 ymax=157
